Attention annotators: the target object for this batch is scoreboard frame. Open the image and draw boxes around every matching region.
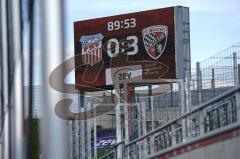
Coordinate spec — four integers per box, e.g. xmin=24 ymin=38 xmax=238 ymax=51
xmin=74 ymin=6 xmax=190 ymax=90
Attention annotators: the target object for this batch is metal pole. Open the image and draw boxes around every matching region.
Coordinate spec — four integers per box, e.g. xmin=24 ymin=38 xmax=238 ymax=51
xmin=185 ymin=74 xmax=191 ymax=113
xmin=148 ymin=85 xmax=154 ymax=154
xmin=123 ymin=83 xmax=130 ymax=144
xmin=69 ymin=121 xmax=73 ymax=159
xmin=124 ymin=83 xmax=134 ymax=159
xmin=79 ymin=91 xmax=86 ymax=158
xmin=137 ymin=103 xmax=143 ymax=158
xmin=179 ymin=80 xmax=187 ymax=142
xmin=40 ymin=0 xmax=69 ymax=158
xmin=238 ymin=64 xmax=240 ymax=86
xmin=196 ymin=62 xmax=202 ymax=104
xmin=148 ymin=85 xmax=154 ymax=130
xmin=236 ymin=89 xmax=240 ymax=123
xmin=141 ymin=102 xmax=147 ymax=157
xmin=170 ymin=83 xmax=173 ymax=107
xmin=211 ymin=68 xmax=216 ymax=96
xmin=0 ymin=28 xmax=2 ymax=159
xmin=87 ymin=102 xmax=92 ymax=159
xmin=115 ymin=83 xmax=123 ymax=159
xmin=233 ymin=52 xmax=238 ymax=86
xmin=12 ymin=0 xmax=25 ymax=156
xmin=1 ymin=0 xmax=25 ymax=158
xmin=94 ymin=105 xmax=97 ymax=159
xmin=0 ymin=0 xmax=10 ymax=158
xmin=170 ymin=123 xmax=176 ymax=147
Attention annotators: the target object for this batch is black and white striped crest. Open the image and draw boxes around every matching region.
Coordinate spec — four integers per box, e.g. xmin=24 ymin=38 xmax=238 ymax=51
xmin=142 ymin=25 xmax=168 ymax=59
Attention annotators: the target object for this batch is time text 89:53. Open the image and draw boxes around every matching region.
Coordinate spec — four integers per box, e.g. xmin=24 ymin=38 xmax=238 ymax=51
xmin=107 ymin=18 xmax=136 ymax=31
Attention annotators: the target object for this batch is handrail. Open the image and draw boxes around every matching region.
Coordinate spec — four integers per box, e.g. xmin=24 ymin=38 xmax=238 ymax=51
xmin=146 ymin=122 xmax=240 ymax=159
xmin=97 ymin=150 xmax=115 ymax=159
xmin=126 ymin=86 xmax=240 ymax=147
xmin=96 ymin=86 xmax=240 ymax=159
xmin=97 ymin=140 xmax=124 ymax=159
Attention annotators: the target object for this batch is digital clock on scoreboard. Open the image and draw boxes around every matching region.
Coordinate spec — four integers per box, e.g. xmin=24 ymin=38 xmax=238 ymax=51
xmin=74 ymin=6 xmax=190 ymax=90
xmin=107 ymin=18 xmax=136 ymax=31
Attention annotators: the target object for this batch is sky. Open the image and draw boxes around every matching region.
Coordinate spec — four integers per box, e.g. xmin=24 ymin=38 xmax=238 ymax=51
xmin=64 ymin=0 xmax=240 ymax=64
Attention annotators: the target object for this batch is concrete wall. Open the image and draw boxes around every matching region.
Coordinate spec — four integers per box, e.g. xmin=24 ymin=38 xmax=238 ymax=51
xmin=169 ymin=135 xmax=240 ymax=159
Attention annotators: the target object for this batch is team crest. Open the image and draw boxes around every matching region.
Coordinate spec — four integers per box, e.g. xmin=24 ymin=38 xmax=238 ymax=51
xmin=80 ymin=33 xmax=104 ymax=66
xmin=142 ymin=25 xmax=168 ymax=59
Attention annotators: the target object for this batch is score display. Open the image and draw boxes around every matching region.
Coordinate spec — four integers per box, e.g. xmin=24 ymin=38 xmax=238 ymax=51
xmin=74 ymin=6 xmax=190 ymax=90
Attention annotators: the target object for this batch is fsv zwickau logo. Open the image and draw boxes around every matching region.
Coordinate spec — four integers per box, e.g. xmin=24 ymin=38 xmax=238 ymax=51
xmin=142 ymin=25 xmax=168 ymax=59
xmin=80 ymin=33 xmax=104 ymax=66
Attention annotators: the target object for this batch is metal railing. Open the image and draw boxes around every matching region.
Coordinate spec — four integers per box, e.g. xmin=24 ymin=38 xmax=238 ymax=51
xmin=122 ymin=87 xmax=240 ymax=159
xmin=97 ymin=87 xmax=240 ymax=159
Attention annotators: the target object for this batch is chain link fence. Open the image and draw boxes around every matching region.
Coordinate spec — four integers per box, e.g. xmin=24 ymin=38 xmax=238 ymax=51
xmin=191 ymin=42 xmax=240 ymax=106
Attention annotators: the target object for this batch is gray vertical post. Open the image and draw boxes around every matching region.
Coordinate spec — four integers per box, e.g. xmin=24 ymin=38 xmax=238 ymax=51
xmin=141 ymin=102 xmax=147 ymax=157
xmin=148 ymin=85 xmax=154 ymax=154
xmin=171 ymin=123 xmax=176 ymax=147
xmin=199 ymin=109 xmax=206 ymax=136
xmin=40 ymin=0 xmax=69 ymax=158
xmin=87 ymin=102 xmax=92 ymax=159
xmin=137 ymin=104 xmax=141 ymax=138
xmin=185 ymin=76 xmax=191 ymax=113
xmin=170 ymin=83 xmax=174 ymax=107
xmin=123 ymin=83 xmax=130 ymax=159
xmin=196 ymin=62 xmax=202 ymax=104
xmin=80 ymin=91 xmax=86 ymax=158
xmin=93 ymin=105 xmax=97 ymax=159
xmin=180 ymin=80 xmax=187 ymax=142
xmin=0 ymin=55 xmax=2 ymax=158
xmin=68 ymin=121 xmax=72 ymax=159
xmin=180 ymin=80 xmax=185 ymax=116
xmin=0 ymin=0 xmax=10 ymax=158
xmin=233 ymin=52 xmax=238 ymax=86
xmin=12 ymin=0 xmax=25 ymax=157
xmin=211 ymin=68 xmax=216 ymax=96
xmin=148 ymin=85 xmax=154 ymax=130
xmin=238 ymin=64 xmax=240 ymax=86
xmin=1 ymin=0 xmax=25 ymax=158
xmin=137 ymin=104 xmax=142 ymax=159
xmin=236 ymin=90 xmax=240 ymax=124
xmin=115 ymin=83 xmax=123 ymax=159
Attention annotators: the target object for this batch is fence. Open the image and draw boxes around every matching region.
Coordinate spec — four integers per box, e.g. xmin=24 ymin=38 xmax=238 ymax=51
xmin=99 ymin=42 xmax=240 ymax=159
xmin=67 ymin=42 xmax=240 ymax=159
xmin=191 ymin=42 xmax=240 ymax=106
xmin=124 ymin=87 xmax=240 ymax=159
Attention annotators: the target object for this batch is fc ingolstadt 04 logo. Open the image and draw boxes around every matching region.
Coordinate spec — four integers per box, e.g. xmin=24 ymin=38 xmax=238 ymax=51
xmin=142 ymin=25 xmax=168 ymax=59
xmin=80 ymin=33 xmax=104 ymax=66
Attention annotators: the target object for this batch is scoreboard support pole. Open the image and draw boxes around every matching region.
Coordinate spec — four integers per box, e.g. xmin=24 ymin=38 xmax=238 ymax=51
xmin=87 ymin=101 xmax=93 ymax=159
xmin=93 ymin=105 xmax=97 ymax=159
xmin=148 ymin=85 xmax=155 ymax=154
xmin=115 ymin=84 xmax=123 ymax=159
xmin=79 ymin=90 xmax=86 ymax=158
xmin=123 ymin=83 xmax=135 ymax=159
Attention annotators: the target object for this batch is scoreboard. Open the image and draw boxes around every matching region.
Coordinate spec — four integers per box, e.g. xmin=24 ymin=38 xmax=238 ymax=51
xmin=74 ymin=6 xmax=190 ymax=90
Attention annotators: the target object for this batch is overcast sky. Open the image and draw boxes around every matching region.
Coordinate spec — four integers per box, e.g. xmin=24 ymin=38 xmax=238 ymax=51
xmin=65 ymin=0 xmax=240 ymax=64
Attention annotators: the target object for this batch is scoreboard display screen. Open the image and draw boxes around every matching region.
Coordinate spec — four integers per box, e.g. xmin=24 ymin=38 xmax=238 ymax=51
xmin=74 ymin=7 xmax=190 ymax=90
